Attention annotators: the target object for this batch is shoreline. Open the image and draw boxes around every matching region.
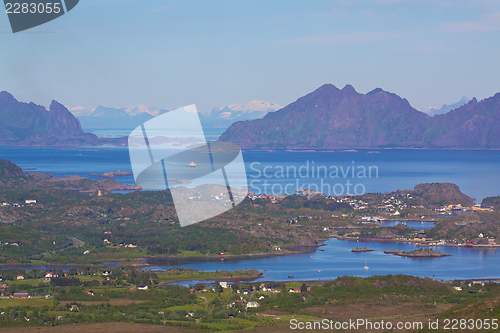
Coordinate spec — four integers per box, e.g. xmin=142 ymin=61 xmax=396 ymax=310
xmin=334 ymin=235 xmax=500 ymax=248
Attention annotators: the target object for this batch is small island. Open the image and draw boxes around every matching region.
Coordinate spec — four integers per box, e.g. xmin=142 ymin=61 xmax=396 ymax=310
xmin=352 ymin=247 xmax=374 ymax=252
xmin=91 ymin=171 xmax=133 ymax=177
xmin=384 ymin=248 xmax=450 ymax=258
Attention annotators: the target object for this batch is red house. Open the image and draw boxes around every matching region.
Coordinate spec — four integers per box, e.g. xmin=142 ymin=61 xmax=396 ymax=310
xmin=13 ymin=293 xmax=29 ymax=298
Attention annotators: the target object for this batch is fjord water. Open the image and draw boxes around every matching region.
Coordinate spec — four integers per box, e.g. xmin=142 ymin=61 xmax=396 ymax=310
xmin=146 ymin=238 xmax=500 ymax=283
xmin=1 ymin=147 xmax=499 ymax=201
xmin=1 ymin=146 xmax=500 ymax=280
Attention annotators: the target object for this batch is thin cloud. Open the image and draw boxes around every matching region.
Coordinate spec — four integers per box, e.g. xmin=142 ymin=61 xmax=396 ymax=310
xmin=273 ymin=31 xmax=402 ymax=46
xmin=440 ymin=12 xmax=500 ymax=32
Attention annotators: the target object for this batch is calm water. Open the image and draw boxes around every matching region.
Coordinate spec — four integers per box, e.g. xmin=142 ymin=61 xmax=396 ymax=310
xmin=1 ymin=148 xmax=499 ymax=201
xmin=1 ymin=145 xmax=500 ymax=280
xmin=146 ymin=238 xmax=500 ymax=282
xmin=377 ymin=221 xmax=436 ymax=230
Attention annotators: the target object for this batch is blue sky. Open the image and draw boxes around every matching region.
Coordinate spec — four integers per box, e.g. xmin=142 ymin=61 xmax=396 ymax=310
xmin=1 ymin=0 xmax=499 ymax=113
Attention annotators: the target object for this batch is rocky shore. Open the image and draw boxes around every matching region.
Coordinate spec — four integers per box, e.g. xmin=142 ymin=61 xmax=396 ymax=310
xmin=351 ymin=247 xmax=374 ymax=252
xmin=384 ymin=248 xmax=450 ymax=258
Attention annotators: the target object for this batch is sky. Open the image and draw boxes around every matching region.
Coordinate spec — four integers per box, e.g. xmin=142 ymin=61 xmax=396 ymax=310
xmin=1 ymin=0 xmax=499 ymax=113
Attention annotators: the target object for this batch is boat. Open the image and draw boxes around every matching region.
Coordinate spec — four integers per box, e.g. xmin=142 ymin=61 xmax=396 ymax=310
xmin=317 ymin=269 xmax=321 ymax=272
xmin=363 ymin=261 xmax=370 ymax=270
xmin=189 ymin=161 xmax=196 ymax=168
xmin=288 ymin=275 xmax=294 ymax=278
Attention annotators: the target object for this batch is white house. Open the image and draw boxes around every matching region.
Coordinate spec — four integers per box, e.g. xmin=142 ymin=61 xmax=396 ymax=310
xmin=138 ymin=285 xmax=148 ymax=290
xmin=219 ymin=281 xmax=228 ymax=289
xmin=246 ymin=301 xmax=260 ymax=308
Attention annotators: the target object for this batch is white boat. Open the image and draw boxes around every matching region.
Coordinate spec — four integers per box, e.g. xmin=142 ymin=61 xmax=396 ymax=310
xmin=189 ymin=161 xmax=196 ymax=168
xmin=363 ymin=261 xmax=370 ymax=270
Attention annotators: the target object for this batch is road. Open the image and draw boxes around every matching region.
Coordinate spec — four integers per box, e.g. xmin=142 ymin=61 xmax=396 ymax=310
xmin=69 ymin=236 xmax=85 ymax=248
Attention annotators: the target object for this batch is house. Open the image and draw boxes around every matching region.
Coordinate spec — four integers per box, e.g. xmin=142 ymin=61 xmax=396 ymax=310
xmin=45 ymin=272 xmax=53 ymax=278
xmin=138 ymin=285 xmax=148 ymax=290
xmin=189 ymin=288 xmax=194 ymax=294
xmin=13 ymin=293 xmax=29 ymax=298
xmin=453 ymin=286 xmax=462 ymax=291
xmin=127 ymin=286 xmax=136 ymax=290
xmin=16 ymin=275 xmax=24 ymax=280
xmin=258 ymin=296 xmax=265 ymax=300
xmin=246 ymin=301 xmax=260 ymax=308
xmin=219 ymin=281 xmax=228 ymax=289
xmin=83 ymin=250 xmax=90 ymax=255
xmin=186 ymin=312 xmax=195 ymax=317
xmin=86 ymin=291 xmax=95 ymax=296
xmin=25 ymin=200 xmax=36 ymax=204
xmin=102 ymin=271 xmax=112 ymax=276
xmin=228 ymin=314 xmax=235 ymax=319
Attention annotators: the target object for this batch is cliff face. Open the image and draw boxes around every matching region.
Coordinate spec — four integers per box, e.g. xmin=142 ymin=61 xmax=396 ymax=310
xmin=218 ymin=85 xmax=500 ymax=149
xmin=0 ymin=91 xmax=101 ymax=146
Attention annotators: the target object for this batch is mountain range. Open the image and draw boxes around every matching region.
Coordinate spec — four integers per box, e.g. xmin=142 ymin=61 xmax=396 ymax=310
xmin=219 ymin=84 xmax=500 ymax=149
xmin=0 ymin=91 xmax=106 ymax=146
xmin=69 ymin=100 xmax=281 ymax=130
xmin=426 ymin=96 xmax=470 ymax=117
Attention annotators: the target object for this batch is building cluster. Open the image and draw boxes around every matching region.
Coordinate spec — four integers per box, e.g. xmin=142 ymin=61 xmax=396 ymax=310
xmin=0 ymin=200 xmax=37 ymax=208
xmin=0 ymin=241 xmax=22 ymax=246
xmin=102 ymin=232 xmax=137 ymax=248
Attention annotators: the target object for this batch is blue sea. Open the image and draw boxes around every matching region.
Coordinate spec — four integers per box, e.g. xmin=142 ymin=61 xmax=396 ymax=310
xmin=1 ymin=147 xmax=499 ymax=202
xmin=1 ymin=130 xmax=500 ymax=280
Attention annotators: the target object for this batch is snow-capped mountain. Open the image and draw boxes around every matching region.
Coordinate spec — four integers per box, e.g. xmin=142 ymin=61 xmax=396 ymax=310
xmin=425 ymin=97 xmax=470 ymax=117
xmin=200 ymin=100 xmax=282 ymax=128
xmin=69 ymin=100 xmax=281 ymax=130
xmin=68 ymin=105 xmax=170 ymax=129
xmin=206 ymin=100 xmax=281 ymax=115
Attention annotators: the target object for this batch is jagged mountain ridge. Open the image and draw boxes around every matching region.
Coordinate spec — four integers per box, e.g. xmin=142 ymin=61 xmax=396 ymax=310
xmin=218 ymin=84 xmax=500 ymax=149
xmin=0 ymin=92 xmax=122 ymax=146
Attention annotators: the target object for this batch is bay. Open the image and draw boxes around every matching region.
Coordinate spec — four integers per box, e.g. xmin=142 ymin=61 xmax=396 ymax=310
xmin=146 ymin=238 xmax=500 ymax=283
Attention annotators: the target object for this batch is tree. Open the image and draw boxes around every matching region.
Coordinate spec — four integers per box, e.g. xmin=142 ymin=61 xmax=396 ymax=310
xmin=301 ymin=283 xmax=308 ymax=293
xmin=168 ymin=245 xmax=178 ymax=254
xmin=281 ymin=282 xmax=288 ymax=294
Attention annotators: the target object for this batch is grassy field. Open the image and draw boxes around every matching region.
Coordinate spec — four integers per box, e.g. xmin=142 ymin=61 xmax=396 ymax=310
xmin=59 ymin=298 xmax=148 ymax=306
xmin=156 ymin=268 xmax=260 ymax=284
xmin=7 ymin=279 xmax=49 ymax=286
xmin=0 ymin=298 xmax=52 ymax=308
xmin=0 ymin=322 xmax=198 ymax=333
xmin=164 ymin=305 xmax=198 ymax=312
